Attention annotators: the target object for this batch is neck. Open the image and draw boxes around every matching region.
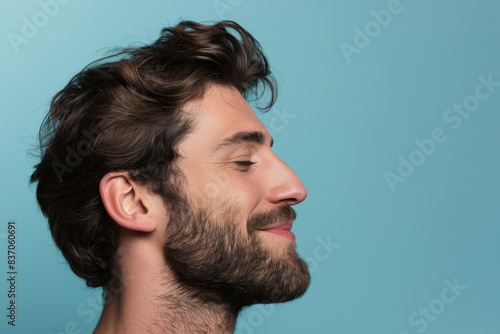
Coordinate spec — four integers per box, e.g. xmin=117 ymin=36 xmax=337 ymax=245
xmin=93 ymin=233 xmax=238 ymax=334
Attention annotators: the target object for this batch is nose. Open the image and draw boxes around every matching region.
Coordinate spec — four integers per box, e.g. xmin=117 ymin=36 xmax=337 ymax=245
xmin=265 ymin=155 xmax=307 ymax=206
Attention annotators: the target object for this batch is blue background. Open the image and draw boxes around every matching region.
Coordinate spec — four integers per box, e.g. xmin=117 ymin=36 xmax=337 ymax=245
xmin=1 ymin=0 xmax=499 ymax=333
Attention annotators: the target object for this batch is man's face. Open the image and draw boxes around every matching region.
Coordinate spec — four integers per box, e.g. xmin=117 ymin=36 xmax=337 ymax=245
xmin=162 ymin=85 xmax=309 ymax=308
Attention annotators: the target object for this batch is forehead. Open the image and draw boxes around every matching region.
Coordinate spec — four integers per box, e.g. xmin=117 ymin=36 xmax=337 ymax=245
xmin=182 ymin=85 xmax=270 ymax=150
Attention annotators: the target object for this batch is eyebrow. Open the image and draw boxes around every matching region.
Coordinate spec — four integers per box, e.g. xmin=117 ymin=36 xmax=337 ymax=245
xmin=213 ymin=131 xmax=274 ymax=154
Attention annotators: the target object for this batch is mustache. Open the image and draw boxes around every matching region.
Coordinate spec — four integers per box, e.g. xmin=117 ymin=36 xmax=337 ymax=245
xmin=247 ymin=205 xmax=297 ymax=232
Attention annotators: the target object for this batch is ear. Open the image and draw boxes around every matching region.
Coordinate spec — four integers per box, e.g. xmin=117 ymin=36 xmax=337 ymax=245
xmin=99 ymin=171 xmax=157 ymax=232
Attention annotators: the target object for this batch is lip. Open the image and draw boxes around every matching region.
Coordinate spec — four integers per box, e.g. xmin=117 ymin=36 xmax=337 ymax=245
xmin=259 ymin=222 xmax=293 ymax=231
xmin=257 ymin=222 xmax=296 ymax=241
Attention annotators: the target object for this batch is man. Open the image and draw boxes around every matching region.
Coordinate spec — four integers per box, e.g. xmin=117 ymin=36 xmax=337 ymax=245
xmin=31 ymin=20 xmax=309 ymax=333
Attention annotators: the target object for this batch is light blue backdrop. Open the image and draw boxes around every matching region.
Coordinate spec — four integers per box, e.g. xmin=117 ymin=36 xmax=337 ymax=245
xmin=1 ymin=0 xmax=499 ymax=333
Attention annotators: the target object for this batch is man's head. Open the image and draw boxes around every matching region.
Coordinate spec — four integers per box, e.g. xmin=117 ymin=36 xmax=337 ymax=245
xmin=31 ymin=20 xmax=309 ymax=310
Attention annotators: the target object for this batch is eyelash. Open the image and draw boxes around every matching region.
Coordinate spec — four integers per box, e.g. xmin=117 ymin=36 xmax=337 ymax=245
xmin=233 ymin=160 xmax=256 ymax=168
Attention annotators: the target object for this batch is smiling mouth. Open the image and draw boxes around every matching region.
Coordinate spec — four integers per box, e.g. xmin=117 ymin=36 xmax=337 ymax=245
xmin=257 ymin=223 xmax=296 ymax=242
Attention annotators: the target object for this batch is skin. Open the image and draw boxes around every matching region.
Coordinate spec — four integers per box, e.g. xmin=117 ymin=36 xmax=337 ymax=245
xmin=94 ymin=84 xmax=307 ymax=334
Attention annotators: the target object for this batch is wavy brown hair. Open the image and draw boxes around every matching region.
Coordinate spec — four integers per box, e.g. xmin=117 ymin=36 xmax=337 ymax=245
xmin=30 ymin=20 xmax=277 ymax=292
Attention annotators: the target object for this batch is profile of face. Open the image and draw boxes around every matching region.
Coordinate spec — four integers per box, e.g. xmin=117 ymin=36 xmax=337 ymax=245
xmin=161 ymin=85 xmax=310 ymax=309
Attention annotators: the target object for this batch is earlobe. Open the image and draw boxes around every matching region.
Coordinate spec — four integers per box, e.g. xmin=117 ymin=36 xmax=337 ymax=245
xmin=99 ymin=171 xmax=156 ymax=232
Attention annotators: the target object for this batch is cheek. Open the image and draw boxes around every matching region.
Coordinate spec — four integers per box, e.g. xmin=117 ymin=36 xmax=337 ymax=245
xmin=230 ymin=178 xmax=260 ymax=206
xmin=182 ymin=163 xmax=263 ymax=217
xmin=206 ymin=175 xmax=262 ymax=222
xmin=201 ymin=169 xmax=261 ymax=202
xmin=225 ymin=178 xmax=263 ymax=229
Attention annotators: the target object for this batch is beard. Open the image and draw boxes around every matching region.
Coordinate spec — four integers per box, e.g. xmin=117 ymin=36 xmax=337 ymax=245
xmin=162 ymin=195 xmax=310 ymax=310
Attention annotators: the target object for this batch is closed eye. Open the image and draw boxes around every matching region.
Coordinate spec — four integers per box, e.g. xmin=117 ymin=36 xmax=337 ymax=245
xmin=233 ymin=161 xmax=256 ymax=167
